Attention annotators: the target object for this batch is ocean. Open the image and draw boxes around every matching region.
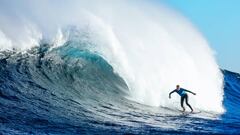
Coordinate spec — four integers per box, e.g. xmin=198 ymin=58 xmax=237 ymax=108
xmin=0 ymin=1 xmax=239 ymax=134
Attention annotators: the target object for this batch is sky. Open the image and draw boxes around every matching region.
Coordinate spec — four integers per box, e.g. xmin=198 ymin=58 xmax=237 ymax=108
xmin=158 ymin=0 xmax=240 ymax=73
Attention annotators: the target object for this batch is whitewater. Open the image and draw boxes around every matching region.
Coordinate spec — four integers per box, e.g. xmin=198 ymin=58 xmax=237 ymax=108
xmin=1 ymin=0 xmax=240 ymax=134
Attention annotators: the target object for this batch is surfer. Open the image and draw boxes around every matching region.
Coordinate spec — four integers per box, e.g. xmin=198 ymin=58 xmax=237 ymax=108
xmin=169 ymin=85 xmax=196 ymax=112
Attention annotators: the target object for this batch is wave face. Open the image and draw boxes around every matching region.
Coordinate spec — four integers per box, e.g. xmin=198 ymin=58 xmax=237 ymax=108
xmin=1 ymin=0 xmax=238 ymax=134
xmin=0 ymin=0 xmax=224 ymax=113
xmin=0 ymin=45 xmax=240 ymax=134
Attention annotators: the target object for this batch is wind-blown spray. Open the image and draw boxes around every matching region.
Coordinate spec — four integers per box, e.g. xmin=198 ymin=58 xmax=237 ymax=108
xmin=0 ymin=0 xmax=224 ymax=113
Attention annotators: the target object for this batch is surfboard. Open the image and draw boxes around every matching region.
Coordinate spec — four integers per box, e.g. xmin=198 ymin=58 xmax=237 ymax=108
xmin=161 ymin=107 xmax=201 ymax=115
xmin=191 ymin=111 xmax=201 ymax=114
xmin=177 ymin=109 xmax=201 ymax=115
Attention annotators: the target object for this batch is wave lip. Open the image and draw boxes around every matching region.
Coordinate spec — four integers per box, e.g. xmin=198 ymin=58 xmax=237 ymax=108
xmin=0 ymin=47 xmax=239 ymax=134
xmin=0 ymin=0 xmax=224 ymax=113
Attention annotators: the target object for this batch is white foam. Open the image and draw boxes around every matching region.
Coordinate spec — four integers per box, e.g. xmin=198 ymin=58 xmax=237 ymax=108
xmin=0 ymin=30 xmax=13 ymax=50
xmin=0 ymin=0 xmax=224 ymax=113
xmin=81 ymin=1 xmax=224 ymax=113
xmin=0 ymin=19 xmax=42 ymax=51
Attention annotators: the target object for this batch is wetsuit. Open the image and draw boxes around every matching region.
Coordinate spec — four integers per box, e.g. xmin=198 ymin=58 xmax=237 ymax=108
xmin=169 ymin=88 xmax=193 ymax=111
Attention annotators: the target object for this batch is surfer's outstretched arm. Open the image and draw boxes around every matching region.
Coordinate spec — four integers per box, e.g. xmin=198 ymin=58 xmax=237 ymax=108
xmin=169 ymin=90 xmax=176 ymax=98
xmin=184 ymin=89 xmax=196 ymax=95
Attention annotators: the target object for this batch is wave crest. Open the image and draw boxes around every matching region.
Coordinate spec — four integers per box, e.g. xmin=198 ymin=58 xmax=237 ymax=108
xmin=0 ymin=0 xmax=224 ymax=113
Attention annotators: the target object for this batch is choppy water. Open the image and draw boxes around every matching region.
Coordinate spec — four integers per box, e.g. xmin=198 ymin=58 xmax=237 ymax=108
xmin=0 ymin=1 xmax=239 ymax=134
xmin=0 ymin=45 xmax=239 ymax=134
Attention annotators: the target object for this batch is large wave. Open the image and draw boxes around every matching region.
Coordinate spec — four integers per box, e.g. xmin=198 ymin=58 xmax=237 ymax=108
xmin=0 ymin=0 xmax=224 ymax=113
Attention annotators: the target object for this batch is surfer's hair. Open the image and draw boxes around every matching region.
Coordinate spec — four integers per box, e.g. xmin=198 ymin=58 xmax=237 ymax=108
xmin=176 ymin=85 xmax=180 ymax=87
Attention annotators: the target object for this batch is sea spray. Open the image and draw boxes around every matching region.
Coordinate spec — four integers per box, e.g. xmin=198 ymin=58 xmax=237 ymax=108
xmin=0 ymin=0 xmax=224 ymax=113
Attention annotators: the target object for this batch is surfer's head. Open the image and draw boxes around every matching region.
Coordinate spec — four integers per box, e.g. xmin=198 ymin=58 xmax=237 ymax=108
xmin=176 ymin=85 xmax=180 ymax=90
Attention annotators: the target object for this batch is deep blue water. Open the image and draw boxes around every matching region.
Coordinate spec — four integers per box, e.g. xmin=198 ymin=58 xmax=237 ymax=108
xmin=0 ymin=45 xmax=240 ymax=135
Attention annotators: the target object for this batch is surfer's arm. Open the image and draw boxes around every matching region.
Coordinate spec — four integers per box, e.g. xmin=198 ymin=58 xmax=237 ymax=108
xmin=169 ymin=90 xmax=176 ymax=98
xmin=184 ymin=89 xmax=196 ymax=95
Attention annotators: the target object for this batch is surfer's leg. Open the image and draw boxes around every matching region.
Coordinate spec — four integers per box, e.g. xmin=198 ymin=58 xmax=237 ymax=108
xmin=180 ymin=96 xmax=185 ymax=112
xmin=185 ymin=94 xmax=193 ymax=112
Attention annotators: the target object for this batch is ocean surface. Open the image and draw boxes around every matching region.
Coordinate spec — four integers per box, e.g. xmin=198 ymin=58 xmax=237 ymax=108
xmin=0 ymin=1 xmax=239 ymax=134
xmin=0 ymin=45 xmax=239 ymax=134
